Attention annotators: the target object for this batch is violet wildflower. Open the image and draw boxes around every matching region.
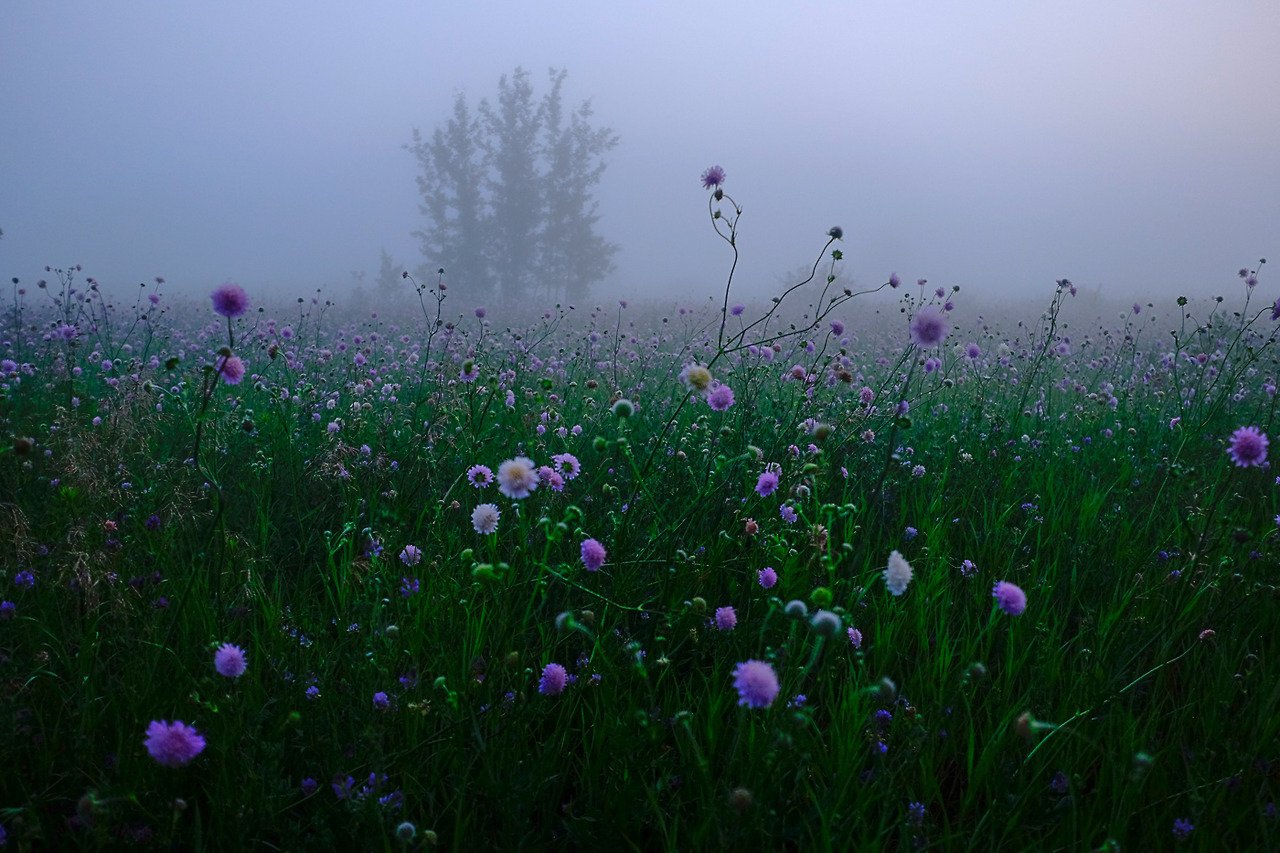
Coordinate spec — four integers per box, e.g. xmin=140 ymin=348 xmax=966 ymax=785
xmin=400 ymin=577 xmax=420 ymax=598
xmin=1227 ymin=426 xmax=1268 ymax=468
xmin=300 ymin=778 xmax=318 ymax=796
xmin=757 ymin=567 xmax=778 ymax=589
xmin=707 ymin=383 xmax=735 ymax=412
xmin=539 ymin=663 xmax=568 ymax=696
xmin=580 ymin=538 xmax=607 ymax=571
xmin=372 ymin=691 xmax=390 ymax=710
xmin=992 ymin=581 xmax=1027 ymax=616
xmin=551 ymin=452 xmax=581 ymax=479
xmin=714 ymin=606 xmax=737 ymax=631
xmin=732 ymin=660 xmax=780 ymax=709
xmin=755 ymin=470 xmax=780 ymax=497
xmin=1172 ymin=818 xmax=1193 ymax=841
xmin=466 ymin=464 xmax=494 ymax=488
xmin=701 ymin=165 xmax=726 ymax=189
xmin=213 ymin=643 xmax=247 ymax=678
xmin=14 ymin=571 xmax=34 ymax=589
xmin=909 ymin=307 xmax=949 ymax=347
xmin=210 ymin=283 xmax=249 ymax=318
xmin=399 ymin=545 xmax=422 ymax=567
xmin=780 ymin=504 xmax=797 ymax=524
xmin=144 ymin=720 xmax=206 ymax=768
xmin=218 ymin=354 xmax=246 ymax=385
xmin=847 ymin=626 xmax=863 ymax=649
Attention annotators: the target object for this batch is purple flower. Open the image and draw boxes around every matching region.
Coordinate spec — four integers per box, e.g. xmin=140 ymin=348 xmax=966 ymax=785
xmin=210 ymin=282 xmax=249 ymax=318
xmin=213 ymin=643 xmax=247 ymax=678
xmin=714 ymin=606 xmax=737 ymax=631
xmin=372 ymin=691 xmax=390 ymax=710
xmin=400 ymin=576 xmax=420 ymax=598
xmin=539 ymin=663 xmax=568 ymax=696
xmin=144 ymin=720 xmax=206 ymax=768
xmin=1271 ymin=296 xmax=1280 ymax=321
xmin=992 ymin=581 xmax=1027 ymax=616
xmin=847 ymin=626 xmax=863 ymax=649
xmin=497 ymin=456 xmax=539 ymax=499
xmin=399 ymin=545 xmax=422 ymax=567
xmin=907 ymin=801 xmax=926 ymax=826
xmin=1227 ymin=425 xmax=1268 ymax=468
xmin=757 ymin=567 xmax=778 ymax=589
xmin=580 ymin=538 xmax=607 ymax=571
xmin=730 ymin=304 xmax=745 ymax=316
xmin=909 ymin=307 xmax=949 ymax=348
xmin=219 ymin=354 xmax=246 ymax=385
xmin=830 ymin=320 xmax=845 ymax=336
xmin=466 ymin=464 xmax=494 ymax=488
xmin=300 ymin=777 xmax=319 ymax=796
xmin=707 ymin=383 xmax=735 ymax=412
xmin=779 ymin=505 xmax=797 ymax=524
xmin=0 ymin=601 xmax=15 ymax=620
xmin=701 ymin=165 xmax=726 ymax=189
xmin=732 ymin=660 xmax=780 ymax=709
xmin=1172 ymin=818 xmax=1194 ymax=841
xmin=14 ymin=571 xmax=34 ymax=589
xmin=755 ymin=470 xmax=779 ymax=497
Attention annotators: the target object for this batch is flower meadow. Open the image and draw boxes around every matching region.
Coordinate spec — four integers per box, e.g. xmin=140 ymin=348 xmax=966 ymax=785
xmin=1 ymin=178 xmax=1279 ymax=850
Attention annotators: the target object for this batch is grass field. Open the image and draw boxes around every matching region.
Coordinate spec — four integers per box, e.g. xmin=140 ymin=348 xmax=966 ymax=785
xmin=2 ymin=230 xmax=1278 ymax=849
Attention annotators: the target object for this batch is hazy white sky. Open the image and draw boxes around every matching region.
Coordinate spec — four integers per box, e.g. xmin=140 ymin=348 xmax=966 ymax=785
xmin=2 ymin=1 xmax=1277 ymax=304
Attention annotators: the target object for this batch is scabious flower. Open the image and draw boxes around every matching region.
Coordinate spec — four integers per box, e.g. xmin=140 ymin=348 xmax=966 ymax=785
xmin=539 ymin=663 xmax=568 ymax=696
xmin=755 ymin=470 xmax=779 ymax=497
xmin=580 ymin=538 xmax=607 ymax=571
xmin=210 ymin=283 xmax=249 ymax=318
xmin=1172 ymin=818 xmax=1194 ymax=841
xmin=219 ymin=354 xmax=246 ymax=385
xmin=732 ymin=660 xmax=780 ymax=709
xmin=884 ymin=550 xmax=913 ymax=596
xmin=471 ymin=504 xmax=500 ymax=535
xmin=714 ymin=606 xmax=737 ymax=631
xmin=707 ymin=383 xmax=735 ymax=412
xmin=399 ymin=545 xmax=422 ymax=567
xmin=0 ymin=601 xmax=16 ymax=620
xmin=144 ymin=720 xmax=206 ymax=768
xmin=847 ymin=626 xmax=863 ymax=649
xmin=466 ymin=464 xmax=494 ymax=488
xmin=551 ymin=453 xmax=581 ymax=480
xmin=213 ymin=643 xmax=247 ymax=678
xmin=757 ymin=567 xmax=778 ymax=589
xmin=701 ymin=165 xmax=726 ymax=189
xmin=1227 ymin=425 xmax=1268 ymax=468
xmin=679 ymin=363 xmax=713 ymax=393
xmin=497 ymin=456 xmax=539 ymax=499
xmin=992 ymin=581 xmax=1027 ymax=616
xmin=779 ymin=505 xmax=797 ymax=524
xmin=909 ymin=307 xmax=949 ymax=348
xmin=372 ymin=691 xmax=390 ymax=710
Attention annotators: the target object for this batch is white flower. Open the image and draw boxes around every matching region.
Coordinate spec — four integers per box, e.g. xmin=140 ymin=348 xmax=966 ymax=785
xmin=884 ymin=550 xmax=913 ymax=596
xmin=471 ymin=503 xmax=500 ymax=535
xmin=496 ymin=456 xmax=539 ymax=499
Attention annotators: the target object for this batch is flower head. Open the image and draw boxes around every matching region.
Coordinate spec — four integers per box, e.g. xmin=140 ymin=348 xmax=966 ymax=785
xmin=909 ymin=307 xmax=949 ymax=347
xmin=701 ymin=165 xmax=726 ymax=189
xmin=755 ymin=470 xmax=779 ymax=497
xmin=219 ymin=354 xmax=246 ymax=385
xmin=992 ymin=580 xmax=1027 ymax=616
xmin=679 ymin=363 xmax=713 ymax=392
xmin=884 ymin=550 xmax=913 ymax=596
xmin=732 ymin=660 xmax=780 ymax=709
xmin=1227 ymin=425 xmax=1268 ymax=468
xmin=580 ymin=538 xmax=607 ymax=571
xmin=714 ymin=606 xmax=737 ymax=631
xmin=707 ymin=383 xmax=735 ymax=412
xmin=497 ymin=456 xmax=539 ymax=499
xmin=539 ymin=662 xmax=568 ymax=696
xmin=144 ymin=720 xmax=206 ymax=768
xmin=471 ymin=503 xmax=500 ymax=535
xmin=210 ymin=283 xmax=249 ymax=318
xmin=466 ymin=464 xmax=494 ymax=488
xmin=757 ymin=567 xmax=777 ymax=589
xmin=213 ymin=643 xmax=247 ymax=678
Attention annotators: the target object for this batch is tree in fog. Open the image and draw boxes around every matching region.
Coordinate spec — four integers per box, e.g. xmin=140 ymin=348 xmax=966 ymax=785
xmin=409 ymin=67 xmax=617 ymax=306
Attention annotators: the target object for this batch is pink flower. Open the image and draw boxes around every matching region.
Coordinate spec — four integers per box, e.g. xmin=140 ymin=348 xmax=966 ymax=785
xmin=580 ymin=538 xmax=607 ymax=571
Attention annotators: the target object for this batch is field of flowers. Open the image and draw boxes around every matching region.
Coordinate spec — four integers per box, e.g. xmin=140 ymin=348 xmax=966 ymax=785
xmin=2 ymin=178 xmax=1278 ymax=849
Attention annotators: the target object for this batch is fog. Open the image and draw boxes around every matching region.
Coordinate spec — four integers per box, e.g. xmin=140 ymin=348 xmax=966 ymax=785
xmin=2 ymin=1 xmax=1278 ymax=309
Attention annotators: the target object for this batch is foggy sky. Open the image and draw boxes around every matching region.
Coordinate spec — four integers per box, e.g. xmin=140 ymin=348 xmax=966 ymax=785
xmin=2 ymin=1 xmax=1278 ymax=307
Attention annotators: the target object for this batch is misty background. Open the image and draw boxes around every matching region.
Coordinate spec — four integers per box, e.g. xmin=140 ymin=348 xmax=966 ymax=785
xmin=2 ymin=1 xmax=1278 ymax=309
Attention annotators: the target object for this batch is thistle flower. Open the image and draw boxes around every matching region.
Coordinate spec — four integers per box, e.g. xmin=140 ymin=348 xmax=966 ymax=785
xmin=731 ymin=660 xmax=779 ymax=709
xmin=884 ymin=550 xmax=913 ymax=596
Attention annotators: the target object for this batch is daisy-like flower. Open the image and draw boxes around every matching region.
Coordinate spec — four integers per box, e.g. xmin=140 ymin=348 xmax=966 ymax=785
xmin=497 ymin=457 xmax=539 ymax=499
xmin=471 ymin=503 xmax=500 ymax=535
xmin=466 ymin=464 xmax=494 ymax=488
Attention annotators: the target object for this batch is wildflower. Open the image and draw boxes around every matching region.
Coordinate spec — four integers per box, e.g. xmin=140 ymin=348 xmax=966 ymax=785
xmin=466 ymin=464 xmax=494 ymax=488
xmin=399 ymin=545 xmax=422 ymax=567
xmin=965 ymin=342 xmax=981 ymax=358
xmin=744 ymin=518 xmax=759 ymax=535
xmin=399 ymin=577 xmax=419 ymax=598
xmin=551 ymin=453 xmax=581 ymax=480
xmin=372 ymin=691 xmax=390 ymax=710
xmin=847 ymin=626 xmax=863 ymax=649
xmin=992 ymin=581 xmax=1027 ymax=616
xmin=960 ymin=559 xmax=977 ymax=578
xmin=783 ymin=599 xmax=809 ymax=619
xmin=679 ymin=363 xmax=713 ymax=392
xmin=471 ymin=504 xmax=500 ymax=535
xmin=810 ymin=610 xmax=841 ymax=636
xmin=1227 ymin=425 xmax=1268 ymax=468
xmin=497 ymin=457 xmax=539 ymax=498
xmin=755 ymin=470 xmax=779 ymax=497
xmin=305 ymin=685 xmax=320 ymax=700
xmin=715 ymin=606 xmax=737 ymax=631
xmin=144 ymin=720 xmax=206 ymax=768
xmin=780 ymin=505 xmax=797 ymax=524
xmin=707 ymin=383 xmax=735 ymax=411
xmin=300 ymin=778 xmax=318 ymax=796
xmin=539 ymin=662 xmax=568 ymax=696
xmin=730 ymin=304 xmax=745 ymax=316
xmin=1172 ymin=818 xmax=1193 ymax=841
xmin=701 ymin=165 xmax=726 ymax=189
xmin=830 ymin=320 xmax=845 ymax=336
xmin=1271 ymin=296 xmax=1280 ymax=321
xmin=884 ymin=551 xmax=913 ymax=596
xmin=210 ymin=282 xmax=249 ymax=318
xmin=732 ymin=660 xmax=780 ymax=709
xmin=0 ymin=601 xmax=16 ymax=620
xmin=213 ymin=643 xmax=247 ymax=678
xmin=889 ymin=273 xmax=901 ymax=288
xmin=218 ymin=354 xmax=246 ymax=385
xmin=757 ymin=567 xmax=778 ymax=589
xmin=907 ymin=801 xmax=926 ymax=826
xmin=396 ymin=822 xmax=417 ymax=842
xmin=909 ymin=307 xmax=949 ymax=347
xmin=610 ymin=398 xmax=635 ymax=418
xmin=580 ymin=538 xmax=607 ymax=571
